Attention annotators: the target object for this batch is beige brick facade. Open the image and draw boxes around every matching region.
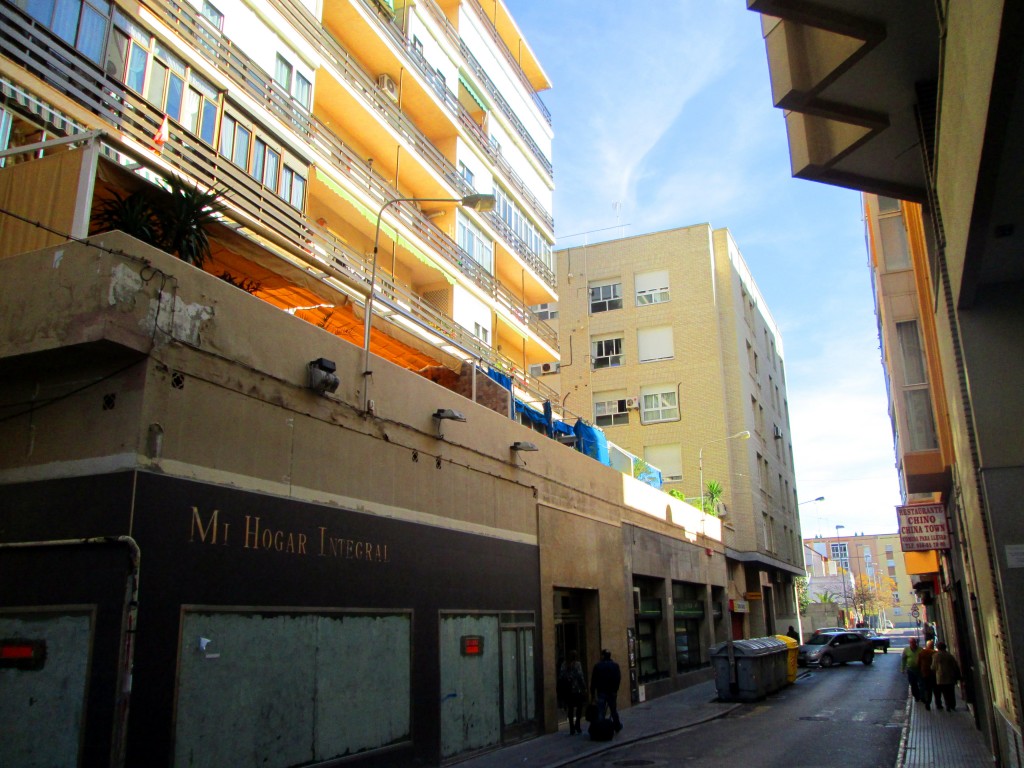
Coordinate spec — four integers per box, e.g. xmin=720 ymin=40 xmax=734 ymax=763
xmin=555 ymin=225 xmax=804 ymax=636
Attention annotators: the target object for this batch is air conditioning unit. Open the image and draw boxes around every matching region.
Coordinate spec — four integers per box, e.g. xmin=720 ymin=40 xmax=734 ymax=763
xmin=624 ymin=396 xmax=640 ymax=410
xmin=377 ymin=73 xmax=398 ymax=103
xmin=773 ymin=424 xmax=784 ymax=439
xmin=540 ymin=362 xmax=560 ymax=375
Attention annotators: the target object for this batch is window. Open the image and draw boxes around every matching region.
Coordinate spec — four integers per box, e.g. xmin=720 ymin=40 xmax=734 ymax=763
xmin=473 ymin=322 xmax=489 ymax=344
xmin=591 ymin=335 xmax=623 ymax=369
xmin=589 ymin=280 xmax=622 ymax=313
xmin=219 ymin=115 xmax=251 ymax=168
xmin=252 ymin=139 xmax=280 ymax=190
xmin=457 ymin=213 xmax=494 ymax=273
xmin=531 ymin=303 xmax=558 ymax=321
xmin=635 ymin=270 xmax=669 ymax=305
xmin=494 ymin=187 xmax=553 ymax=271
xmin=637 ymin=326 xmax=673 ymax=363
xmin=412 ymin=35 xmax=423 ymax=55
xmin=20 ymin=0 xmax=111 ymax=63
xmin=275 ymin=53 xmax=311 ymax=109
xmin=830 ymin=543 xmax=849 ymax=571
xmin=594 ymin=397 xmax=628 ymax=427
xmin=897 ymin=321 xmax=926 ymax=386
xmin=458 ymin=161 xmax=474 ymax=186
xmin=879 ymin=213 xmax=910 ymax=270
xmin=905 ymin=389 xmax=938 ymax=451
xmin=641 ymin=387 xmax=678 ymax=424
xmin=280 ymin=166 xmax=306 ymax=209
xmin=201 ymin=0 xmax=224 ymax=30
xmin=645 ymin=444 xmax=682 ymax=482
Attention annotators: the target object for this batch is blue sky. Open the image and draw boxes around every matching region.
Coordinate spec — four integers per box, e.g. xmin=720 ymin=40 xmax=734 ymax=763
xmin=505 ymin=0 xmax=903 ymax=536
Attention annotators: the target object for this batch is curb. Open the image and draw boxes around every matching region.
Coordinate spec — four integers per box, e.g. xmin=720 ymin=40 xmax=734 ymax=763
xmin=550 ymin=702 xmax=744 ymax=767
xmin=895 ymin=691 xmax=912 ymax=768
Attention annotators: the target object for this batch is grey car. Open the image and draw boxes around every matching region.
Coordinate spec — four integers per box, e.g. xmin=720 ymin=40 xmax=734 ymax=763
xmin=798 ymin=631 xmax=875 ymax=667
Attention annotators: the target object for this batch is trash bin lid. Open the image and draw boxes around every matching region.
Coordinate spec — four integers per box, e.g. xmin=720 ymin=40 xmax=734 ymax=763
xmin=711 ymin=636 xmax=787 ymax=656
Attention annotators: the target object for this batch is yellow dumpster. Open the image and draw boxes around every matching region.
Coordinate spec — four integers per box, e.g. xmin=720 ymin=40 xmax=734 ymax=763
xmin=775 ymin=634 xmax=799 ymax=684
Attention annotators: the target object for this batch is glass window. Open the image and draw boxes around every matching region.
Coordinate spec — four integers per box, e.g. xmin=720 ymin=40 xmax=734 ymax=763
xmin=641 ymin=389 xmax=678 ymax=424
xmin=589 ymin=281 xmax=622 ymax=313
xmin=457 ymin=213 xmax=494 ymax=273
xmin=264 ymin=146 xmax=280 ymax=190
xmin=126 ymin=43 xmax=148 ymax=93
xmin=635 ymin=270 xmax=669 ymax=305
xmin=78 ymin=3 xmax=107 ymax=62
xmin=252 ymin=139 xmax=266 ymax=183
xmin=594 ymin=398 xmax=628 ymax=427
xmin=52 ymin=0 xmax=79 ymax=44
xmin=880 ymin=214 xmax=910 ymax=270
xmin=281 ymin=166 xmax=306 ymax=209
xmin=897 ymin=321 xmax=926 ymax=386
xmin=201 ymin=0 xmax=224 ymax=30
xmin=905 ymin=389 xmax=938 ymax=451
xmin=294 ymin=72 xmax=312 ymax=108
xmin=233 ymin=124 xmax=250 ymax=168
xmin=275 ymin=54 xmax=293 ymax=91
xmin=591 ymin=336 xmax=623 ymax=369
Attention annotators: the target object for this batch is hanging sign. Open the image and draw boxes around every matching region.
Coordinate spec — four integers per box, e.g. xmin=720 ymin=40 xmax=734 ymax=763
xmin=896 ymin=504 xmax=950 ymax=551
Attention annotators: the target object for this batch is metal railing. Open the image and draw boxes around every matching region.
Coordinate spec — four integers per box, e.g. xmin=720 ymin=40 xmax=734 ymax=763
xmin=138 ymin=0 xmax=557 ymax=343
xmin=0 ymin=4 xmax=559 ymax=402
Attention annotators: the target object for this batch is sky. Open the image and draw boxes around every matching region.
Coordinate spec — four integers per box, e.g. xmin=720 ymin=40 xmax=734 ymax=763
xmin=504 ymin=0 xmax=903 ymax=536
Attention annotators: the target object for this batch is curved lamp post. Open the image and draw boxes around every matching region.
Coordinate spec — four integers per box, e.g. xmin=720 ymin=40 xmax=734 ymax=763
xmin=361 ymin=193 xmax=495 ymax=412
xmin=698 ymin=430 xmax=750 ymax=516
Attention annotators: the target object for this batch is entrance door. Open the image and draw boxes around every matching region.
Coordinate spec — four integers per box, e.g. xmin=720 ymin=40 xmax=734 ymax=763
xmin=731 ymin=612 xmax=745 ymax=640
xmin=500 ymin=626 xmax=536 ymax=742
xmin=440 ymin=615 xmax=500 ymax=760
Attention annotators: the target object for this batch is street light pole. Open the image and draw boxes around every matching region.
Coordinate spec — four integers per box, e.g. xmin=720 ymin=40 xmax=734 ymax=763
xmin=361 ymin=193 xmax=495 ymax=413
xmin=793 ymin=497 xmax=824 ymax=643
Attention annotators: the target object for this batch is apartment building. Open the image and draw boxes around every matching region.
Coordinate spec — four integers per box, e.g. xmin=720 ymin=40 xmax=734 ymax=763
xmin=805 ymin=532 xmax=918 ymax=629
xmin=0 ymin=0 xmax=558 ymax=407
xmin=555 ymin=226 xmax=804 ymax=643
xmin=750 ymin=2 xmax=1024 ymax=763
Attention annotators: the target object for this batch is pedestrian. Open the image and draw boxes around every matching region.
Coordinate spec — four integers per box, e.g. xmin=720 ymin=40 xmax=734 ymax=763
xmin=557 ymin=650 xmax=587 ymax=734
xmin=917 ymin=639 xmax=937 ymax=710
xmin=932 ymin=641 xmax=961 ymax=712
xmin=590 ymin=649 xmax=622 ymax=732
xmin=786 ymin=625 xmax=800 ymax=642
xmin=901 ymin=637 xmax=922 ymax=701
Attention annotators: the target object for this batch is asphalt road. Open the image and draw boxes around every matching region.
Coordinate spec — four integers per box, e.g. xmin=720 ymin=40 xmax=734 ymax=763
xmin=574 ymin=652 xmax=908 ymax=768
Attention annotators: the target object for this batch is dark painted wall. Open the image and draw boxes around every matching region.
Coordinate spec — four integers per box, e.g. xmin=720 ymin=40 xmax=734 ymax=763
xmin=0 ymin=472 xmax=542 ymax=766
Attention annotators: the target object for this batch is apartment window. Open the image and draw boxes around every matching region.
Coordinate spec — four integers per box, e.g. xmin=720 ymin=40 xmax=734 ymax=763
xmin=879 ymin=213 xmax=910 ymax=270
xmin=531 ymin=303 xmax=558 ymax=321
xmin=635 ymin=270 xmax=669 ymax=306
xmin=252 ymin=139 xmax=280 ymax=191
xmin=594 ymin=396 xmax=628 ymax=427
xmin=905 ymin=389 xmax=938 ymax=451
xmin=458 ymin=161 xmax=474 ymax=186
xmin=494 ymin=188 xmax=552 ymax=271
xmin=645 ymin=444 xmax=682 ymax=482
xmin=219 ymin=115 xmax=251 ymax=168
xmin=281 ymin=166 xmax=306 ymax=209
xmin=897 ymin=321 xmax=927 ymax=385
xmin=201 ymin=0 xmax=224 ymax=30
xmin=20 ymin=0 xmax=111 ymax=63
xmin=878 ymin=196 xmax=900 ymax=213
xmin=412 ymin=35 xmax=423 ymax=55
xmin=589 ymin=280 xmax=622 ymax=313
xmin=472 ymin=322 xmax=489 ymax=344
xmin=641 ymin=387 xmax=679 ymax=424
xmin=591 ymin=335 xmax=623 ymax=369
xmin=457 ymin=213 xmax=494 ymax=273
xmin=275 ymin=54 xmax=311 ymax=109
xmin=637 ymin=326 xmax=674 ymax=363
xmin=830 ymin=543 xmax=849 ymax=571
xmin=888 ymin=565 xmax=897 ymax=577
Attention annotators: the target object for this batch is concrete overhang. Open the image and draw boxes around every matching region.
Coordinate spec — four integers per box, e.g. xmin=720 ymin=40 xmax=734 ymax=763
xmin=726 ymin=547 xmax=805 ymax=577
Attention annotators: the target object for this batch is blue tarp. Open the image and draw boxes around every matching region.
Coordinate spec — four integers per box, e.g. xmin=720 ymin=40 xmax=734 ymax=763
xmin=635 ymin=464 xmax=663 ymax=489
xmin=552 ymin=420 xmax=575 ymax=437
xmin=574 ymin=420 xmax=610 ymax=465
xmin=514 ymin=400 xmax=547 ymax=427
xmin=486 ymin=369 xmax=513 ymax=390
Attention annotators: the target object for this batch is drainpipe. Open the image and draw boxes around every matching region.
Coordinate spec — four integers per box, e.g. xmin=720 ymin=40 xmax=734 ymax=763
xmin=0 ymin=536 xmax=140 ymax=768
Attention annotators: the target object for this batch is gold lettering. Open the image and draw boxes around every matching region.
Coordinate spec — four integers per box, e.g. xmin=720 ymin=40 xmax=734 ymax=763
xmin=244 ymin=516 xmax=260 ymax=549
xmin=273 ymin=530 xmax=284 ymax=551
xmin=190 ymin=507 xmax=219 ymax=544
xmin=318 ymin=527 xmax=327 ymax=556
xmin=223 ymin=522 xmax=229 ymax=545
xmin=299 ymin=533 xmax=307 ymax=555
xmin=261 ymin=529 xmax=274 ymax=549
xmin=355 ymin=541 xmax=364 ymax=559
xmin=286 ymin=533 xmax=295 ymax=554
xmin=364 ymin=541 xmax=373 ymax=561
xmin=346 ymin=539 xmax=355 ymax=559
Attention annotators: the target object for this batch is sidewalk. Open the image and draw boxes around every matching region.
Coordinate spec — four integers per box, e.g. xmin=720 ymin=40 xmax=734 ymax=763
xmin=454 ymin=678 xmax=995 ymax=768
xmin=453 ymin=680 xmax=740 ymax=768
xmin=899 ymin=688 xmax=993 ymax=768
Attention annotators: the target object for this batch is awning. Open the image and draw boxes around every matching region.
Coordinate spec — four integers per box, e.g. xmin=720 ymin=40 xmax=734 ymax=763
xmin=458 ymin=74 xmax=488 ymax=112
xmin=313 ymin=168 xmax=453 ymax=285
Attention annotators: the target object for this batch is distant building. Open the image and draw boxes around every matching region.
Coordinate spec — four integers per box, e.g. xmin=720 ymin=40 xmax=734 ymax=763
xmin=554 ymin=225 xmax=805 ymax=643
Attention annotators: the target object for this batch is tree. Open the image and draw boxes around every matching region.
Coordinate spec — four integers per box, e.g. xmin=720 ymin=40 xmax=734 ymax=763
xmin=795 ymin=575 xmax=811 ymax=613
xmin=851 ymin=573 xmax=897 ymax=621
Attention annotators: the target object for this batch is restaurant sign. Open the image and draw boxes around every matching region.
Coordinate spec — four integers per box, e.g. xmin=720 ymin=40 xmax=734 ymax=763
xmin=897 ymin=503 xmax=950 ymax=551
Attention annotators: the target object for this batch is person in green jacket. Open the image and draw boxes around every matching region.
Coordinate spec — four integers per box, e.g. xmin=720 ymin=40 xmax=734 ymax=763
xmin=900 ymin=637 xmax=922 ymax=701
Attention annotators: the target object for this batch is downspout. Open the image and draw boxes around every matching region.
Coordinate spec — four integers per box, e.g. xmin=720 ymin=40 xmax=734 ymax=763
xmin=0 ymin=536 xmax=140 ymax=768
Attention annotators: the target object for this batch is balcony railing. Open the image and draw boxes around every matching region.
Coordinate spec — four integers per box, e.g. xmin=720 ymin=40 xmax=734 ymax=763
xmin=417 ymin=0 xmax=553 ymax=179
xmin=138 ymin=0 xmax=557 ymax=341
xmin=0 ymin=3 xmax=559 ymax=405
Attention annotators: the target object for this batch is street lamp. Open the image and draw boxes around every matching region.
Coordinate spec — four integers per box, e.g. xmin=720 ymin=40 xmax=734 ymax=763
xmin=835 ymin=524 xmax=848 ymax=625
xmin=361 ymin=193 xmax=496 ymax=412
xmin=698 ymin=430 xmax=750 ymax=517
xmin=799 ymin=496 xmax=825 ymax=504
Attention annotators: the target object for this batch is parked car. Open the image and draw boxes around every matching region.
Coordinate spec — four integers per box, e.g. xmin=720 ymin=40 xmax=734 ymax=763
xmin=798 ymin=631 xmax=875 ymax=667
xmin=853 ymin=628 xmax=891 ymax=653
xmin=813 ymin=626 xmax=847 ymax=635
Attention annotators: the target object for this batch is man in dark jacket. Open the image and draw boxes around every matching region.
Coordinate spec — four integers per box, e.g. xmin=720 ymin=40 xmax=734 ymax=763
xmin=590 ymin=649 xmax=622 ymax=731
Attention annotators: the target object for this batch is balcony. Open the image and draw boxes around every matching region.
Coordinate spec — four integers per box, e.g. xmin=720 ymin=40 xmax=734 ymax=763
xmin=0 ymin=6 xmax=558 ymax=406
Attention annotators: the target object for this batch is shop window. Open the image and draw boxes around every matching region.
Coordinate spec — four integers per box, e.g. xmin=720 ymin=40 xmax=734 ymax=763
xmin=673 ymin=582 xmax=705 ymax=672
